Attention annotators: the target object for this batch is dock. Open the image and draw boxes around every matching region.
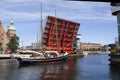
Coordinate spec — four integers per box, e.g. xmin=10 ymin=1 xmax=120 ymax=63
xmin=0 ymin=54 xmax=31 ymax=59
xmin=0 ymin=54 xmax=12 ymax=59
xmin=0 ymin=53 xmax=85 ymax=59
xmin=68 ymin=54 xmax=84 ymax=57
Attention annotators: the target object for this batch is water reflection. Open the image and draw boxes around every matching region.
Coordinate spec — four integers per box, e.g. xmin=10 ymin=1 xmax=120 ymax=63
xmin=0 ymin=59 xmax=42 ymax=80
xmin=109 ymin=66 xmax=120 ymax=80
xmin=0 ymin=59 xmax=18 ymax=80
xmin=1 ymin=54 xmax=120 ymax=80
xmin=37 ymin=58 xmax=78 ymax=80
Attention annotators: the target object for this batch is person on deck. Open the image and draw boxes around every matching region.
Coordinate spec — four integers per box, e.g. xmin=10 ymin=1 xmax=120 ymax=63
xmin=5 ymin=48 xmax=11 ymax=54
xmin=60 ymin=50 xmax=65 ymax=54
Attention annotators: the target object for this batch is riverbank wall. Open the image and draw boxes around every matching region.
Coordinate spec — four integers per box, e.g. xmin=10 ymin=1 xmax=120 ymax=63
xmin=83 ymin=51 xmax=110 ymax=55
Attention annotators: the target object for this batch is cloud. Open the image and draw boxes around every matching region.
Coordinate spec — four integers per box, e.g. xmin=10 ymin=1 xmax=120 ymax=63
xmin=42 ymin=0 xmax=116 ymax=22
xmin=0 ymin=0 xmax=116 ymax=46
xmin=0 ymin=9 xmax=40 ymax=21
xmin=0 ymin=0 xmax=41 ymax=21
xmin=3 ymin=0 xmax=40 ymax=3
xmin=0 ymin=0 xmax=116 ymax=22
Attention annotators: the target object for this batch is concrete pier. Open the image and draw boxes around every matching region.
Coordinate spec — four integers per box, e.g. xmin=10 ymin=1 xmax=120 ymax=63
xmin=0 ymin=54 xmax=31 ymax=59
xmin=0 ymin=54 xmax=11 ymax=59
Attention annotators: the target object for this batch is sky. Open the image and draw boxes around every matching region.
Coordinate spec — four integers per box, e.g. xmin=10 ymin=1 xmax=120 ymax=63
xmin=0 ymin=0 xmax=118 ymax=47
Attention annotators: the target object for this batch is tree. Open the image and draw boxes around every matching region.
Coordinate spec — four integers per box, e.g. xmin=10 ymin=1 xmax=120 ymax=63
xmin=7 ymin=34 xmax=19 ymax=53
xmin=0 ymin=42 xmax=3 ymax=51
xmin=0 ymin=42 xmax=2 ymax=46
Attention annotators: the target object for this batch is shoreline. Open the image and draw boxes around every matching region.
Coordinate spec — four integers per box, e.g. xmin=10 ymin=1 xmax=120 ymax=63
xmin=68 ymin=53 xmax=84 ymax=57
xmin=0 ymin=52 xmax=109 ymax=59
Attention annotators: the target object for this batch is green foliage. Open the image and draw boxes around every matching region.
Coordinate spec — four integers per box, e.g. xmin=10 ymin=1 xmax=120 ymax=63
xmin=0 ymin=42 xmax=2 ymax=47
xmin=0 ymin=42 xmax=3 ymax=51
xmin=7 ymin=34 xmax=19 ymax=52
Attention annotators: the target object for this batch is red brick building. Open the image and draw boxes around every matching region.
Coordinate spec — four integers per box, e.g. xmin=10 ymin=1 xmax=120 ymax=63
xmin=0 ymin=21 xmax=6 ymax=48
xmin=0 ymin=20 xmax=16 ymax=49
xmin=42 ymin=16 xmax=80 ymax=53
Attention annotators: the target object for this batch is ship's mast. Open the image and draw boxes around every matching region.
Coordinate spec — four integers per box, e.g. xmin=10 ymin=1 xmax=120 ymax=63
xmin=40 ymin=1 xmax=44 ymax=53
xmin=54 ymin=6 xmax=59 ymax=52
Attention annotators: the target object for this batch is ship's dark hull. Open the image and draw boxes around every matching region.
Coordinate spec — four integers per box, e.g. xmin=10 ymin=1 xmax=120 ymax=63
xmin=108 ymin=53 xmax=120 ymax=67
xmin=17 ymin=55 xmax=68 ymax=64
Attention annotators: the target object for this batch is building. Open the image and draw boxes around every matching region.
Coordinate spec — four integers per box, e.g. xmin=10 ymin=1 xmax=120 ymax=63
xmin=20 ymin=42 xmax=40 ymax=51
xmin=81 ymin=43 xmax=102 ymax=50
xmin=31 ymin=42 xmax=40 ymax=51
xmin=6 ymin=20 xmax=16 ymax=39
xmin=0 ymin=21 xmax=7 ymax=49
xmin=111 ymin=3 xmax=120 ymax=44
xmin=74 ymin=34 xmax=81 ymax=49
xmin=0 ymin=20 xmax=16 ymax=49
xmin=42 ymin=15 xmax=80 ymax=53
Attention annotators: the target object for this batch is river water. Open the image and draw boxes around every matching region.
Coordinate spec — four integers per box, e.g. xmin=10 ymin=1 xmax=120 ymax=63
xmin=0 ymin=54 xmax=120 ymax=80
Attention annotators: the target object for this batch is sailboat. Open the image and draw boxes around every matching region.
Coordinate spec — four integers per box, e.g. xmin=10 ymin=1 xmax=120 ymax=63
xmin=14 ymin=2 xmax=69 ymax=64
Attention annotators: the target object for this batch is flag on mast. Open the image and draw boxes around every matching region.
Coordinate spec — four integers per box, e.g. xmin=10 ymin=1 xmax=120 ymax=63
xmin=53 ymin=5 xmax=56 ymax=9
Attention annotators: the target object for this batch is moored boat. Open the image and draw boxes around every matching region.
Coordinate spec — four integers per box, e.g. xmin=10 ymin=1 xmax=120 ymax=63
xmin=108 ymin=43 xmax=120 ymax=66
xmin=14 ymin=1 xmax=69 ymax=65
xmin=15 ymin=51 xmax=68 ymax=64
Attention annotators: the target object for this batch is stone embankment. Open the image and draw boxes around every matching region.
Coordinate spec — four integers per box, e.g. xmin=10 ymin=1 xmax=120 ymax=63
xmin=68 ymin=53 xmax=84 ymax=57
xmin=0 ymin=54 xmax=12 ymax=59
xmin=83 ymin=51 xmax=110 ymax=55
